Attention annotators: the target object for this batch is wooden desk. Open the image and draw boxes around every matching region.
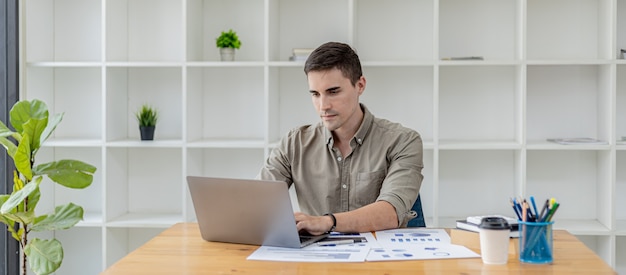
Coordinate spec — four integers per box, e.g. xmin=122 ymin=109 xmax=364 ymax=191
xmin=101 ymin=223 xmax=616 ymax=275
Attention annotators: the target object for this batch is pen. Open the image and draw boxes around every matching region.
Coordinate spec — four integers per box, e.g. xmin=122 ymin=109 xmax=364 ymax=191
xmin=510 ymin=198 xmax=522 ymax=220
xmin=523 ymin=199 xmax=535 ymax=222
xmin=530 ymin=196 xmax=539 ymax=219
xmin=538 ymin=199 xmax=549 ymax=221
xmin=513 ymin=198 xmax=523 ymax=216
xmin=544 ymin=202 xmax=560 ymax=222
xmin=316 ymin=239 xmax=355 ymax=246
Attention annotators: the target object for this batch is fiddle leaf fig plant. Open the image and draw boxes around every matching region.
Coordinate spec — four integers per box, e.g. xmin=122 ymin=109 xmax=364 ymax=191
xmin=0 ymin=99 xmax=96 ymax=275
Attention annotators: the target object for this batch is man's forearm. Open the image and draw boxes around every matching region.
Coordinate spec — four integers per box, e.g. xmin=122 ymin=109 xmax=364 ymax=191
xmin=332 ymin=201 xmax=398 ymax=233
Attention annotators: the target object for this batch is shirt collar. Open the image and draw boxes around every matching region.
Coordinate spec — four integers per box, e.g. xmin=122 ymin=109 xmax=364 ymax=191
xmin=324 ymin=103 xmax=373 ymax=146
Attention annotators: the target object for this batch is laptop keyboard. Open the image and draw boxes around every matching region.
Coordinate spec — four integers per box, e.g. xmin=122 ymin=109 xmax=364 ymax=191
xmin=299 ymin=235 xmax=315 ymax=243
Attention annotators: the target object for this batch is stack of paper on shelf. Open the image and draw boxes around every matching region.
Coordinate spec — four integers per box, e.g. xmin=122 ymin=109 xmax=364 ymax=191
xmin=546 ymin=138 xmax=607 ymax=145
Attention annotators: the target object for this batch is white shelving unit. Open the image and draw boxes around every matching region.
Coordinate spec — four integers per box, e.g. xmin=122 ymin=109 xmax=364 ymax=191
xmin=18 ymin=0 xmax=626 ymax=273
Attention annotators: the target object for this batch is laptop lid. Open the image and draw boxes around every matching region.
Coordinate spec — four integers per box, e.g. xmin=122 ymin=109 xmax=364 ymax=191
xmin=186 ymin=176 xmax=327 ymax=248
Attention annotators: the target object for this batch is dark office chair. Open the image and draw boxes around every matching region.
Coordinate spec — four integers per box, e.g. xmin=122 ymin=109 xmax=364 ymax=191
xmin=407 ymin=194 xmax=426 ymax=227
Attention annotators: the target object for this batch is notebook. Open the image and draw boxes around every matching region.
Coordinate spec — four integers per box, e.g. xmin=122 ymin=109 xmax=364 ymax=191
xmin=187 ymin=176 xmax=328 ymax=248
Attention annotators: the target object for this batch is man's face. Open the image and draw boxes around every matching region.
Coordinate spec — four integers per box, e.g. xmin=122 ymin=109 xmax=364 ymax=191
xmin=308 ymin=68 xmax=365 ymax=132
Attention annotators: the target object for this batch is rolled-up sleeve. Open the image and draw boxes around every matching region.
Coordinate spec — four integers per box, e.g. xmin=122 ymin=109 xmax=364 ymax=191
xmin=376 ymin=131 xmax=424 ymax=227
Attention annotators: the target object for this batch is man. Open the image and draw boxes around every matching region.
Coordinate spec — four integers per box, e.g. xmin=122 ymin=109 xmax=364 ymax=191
xmin=257 ymin=42 xmax=423 ymax=235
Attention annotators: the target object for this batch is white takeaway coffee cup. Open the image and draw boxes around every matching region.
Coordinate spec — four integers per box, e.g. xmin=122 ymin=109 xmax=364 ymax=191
xmin=478 ymin=217 xmax=511 ymax=264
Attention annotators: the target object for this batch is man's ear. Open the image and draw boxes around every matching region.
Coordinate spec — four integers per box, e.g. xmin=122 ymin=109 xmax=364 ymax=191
xmin=357 ymin=76 xmax=366 ymax=95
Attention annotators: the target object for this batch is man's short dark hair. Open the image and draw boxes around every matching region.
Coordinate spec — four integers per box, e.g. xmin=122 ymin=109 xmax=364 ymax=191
xmin=304 ymin=42 xmax=363 ymax=86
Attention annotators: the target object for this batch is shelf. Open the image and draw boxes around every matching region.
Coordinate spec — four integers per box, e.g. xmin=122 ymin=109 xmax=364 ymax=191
xmin=186 ymin=138 xmax=265 ymax=148
xmin=24 ymin=0 xmax=102 ymax=62
xmin=554 ymin=219 xmax=611 ymax=235
xmin=105 ymin=62 xmax=184 ymax=67
xmin=186 ymin=0 xmax=265 ymax=62
xmin=186 ymin=148 xmax=265 ymax=179
xmin=527 ymin=0 xmax=611 ymax=60
xmin=526 ymin=65 xmax=611 ymax=143
xmin=439 ymin=66 xmax=518 ymax=142
xmin=186 ymin=61 xmax=266 ymax=67
xmin=78 ymin=212 xmax=104 ymax=227
xmin=438 ymin=140 xmax=521 ymax=150
xmin=618 ymin=236 xmax=626 ymax=275
xmin=439 ymin=0 xmax=517 ymax=60
xmin=106 ymin=213 xmax=182 ymax=228
xmin=55 ymin=227 xmax=103 ymax=275
xmin=438 ymin=150 xmax=518 ymax=219
xmin=616 ymin=220 xmax=626 ymax=235
xmin=42 ymin=138 xmax=104 ymax=147
xmin=525 ymin=59 xmax=613 ymax=65
xmin=106 ymin=139 xmax=184 ymax=148
xmin=268 ymin=0 xmax=350 ymax=62
xmin=526 ymin=140 xmax=611 ymax=150
xmin=356 ymin=0 xmax=433 ymax=62
xmin=362 ymin=61 xmax=435 ymax=67
xmin=27 ymin=61 xmax=103 ymax=67
xmin=106 ymin=0 xmax=183 ymax=62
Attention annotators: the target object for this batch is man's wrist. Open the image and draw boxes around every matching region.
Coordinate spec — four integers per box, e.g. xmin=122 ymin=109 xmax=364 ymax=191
xmin=323 ymin=213 xmax=336 ymax=232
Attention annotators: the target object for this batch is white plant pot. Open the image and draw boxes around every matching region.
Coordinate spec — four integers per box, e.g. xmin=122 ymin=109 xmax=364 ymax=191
xmin=219 ymin=48 xmax=235 ymax=61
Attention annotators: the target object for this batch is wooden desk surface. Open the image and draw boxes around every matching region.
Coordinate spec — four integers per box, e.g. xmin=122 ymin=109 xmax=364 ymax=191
xmin=101 ymin=223 xmax=616 ymax=275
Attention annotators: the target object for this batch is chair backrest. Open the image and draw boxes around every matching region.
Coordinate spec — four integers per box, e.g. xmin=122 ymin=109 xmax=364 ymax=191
xmin=407 ymin=194 xmax=426 ymax=227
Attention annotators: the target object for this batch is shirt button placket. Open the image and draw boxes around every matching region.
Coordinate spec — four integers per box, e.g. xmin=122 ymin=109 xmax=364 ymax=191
xmin=338 ymin=154 xmax=350 ymax=211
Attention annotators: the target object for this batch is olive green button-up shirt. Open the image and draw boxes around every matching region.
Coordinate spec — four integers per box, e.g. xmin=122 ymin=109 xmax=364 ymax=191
xmin=257 ymin=104 xmax=423 ymax=227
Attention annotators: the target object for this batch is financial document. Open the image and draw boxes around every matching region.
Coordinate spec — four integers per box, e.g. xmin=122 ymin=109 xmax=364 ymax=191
xmin=247 ymin=229 xmax=479 ymax=262
xmin=247 ymin=232 xmax=376 ymax=262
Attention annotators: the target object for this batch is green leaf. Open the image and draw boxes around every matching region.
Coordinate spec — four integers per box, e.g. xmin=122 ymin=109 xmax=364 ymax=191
xmin=22 ymin=117 xmax=48 ymax=153
xmin=26 ymin=182 xmax=41 ymax=214
xmin=0 ymin=120 xmax=19 ymax=140
xmin=31 ymin=203 xmax=84 ymax=231
xmin=0 ymin=178 xmax=41 ymax=215
xmin=3 ymin=211 xmax=35 ymax=225
xmin=33 ymin=160 xmax=96 ymax=189
xmin=40 ymin=112 xmax=63 ymax=145
xmin=11 ymin=227 xmax=23 ymax=242
xmin=0 ymin=137 xmax=18 ymax=158
xmin=10 ymin=99 xmax=48 ymax=133
xmin=25 ymin=238 xmax=63 ymax=275
xmin=0 ymin=195 xmax=18 ymax=238
xmin=0 ymin=194 xmax=10 ymax=208
xmin=12 ymin=170 xmax=23 ymax=191
xmin=14 ymin=134 xmax=33 ymax=180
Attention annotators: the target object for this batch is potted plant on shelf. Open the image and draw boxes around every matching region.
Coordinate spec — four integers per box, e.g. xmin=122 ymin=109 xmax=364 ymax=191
xmin=136 ymin=104 xmax=158 ymax=141
xmin=216 ymin=29 xmax=241 ymax=61
xmin=0 ymin=99 xmax=96 ymax=275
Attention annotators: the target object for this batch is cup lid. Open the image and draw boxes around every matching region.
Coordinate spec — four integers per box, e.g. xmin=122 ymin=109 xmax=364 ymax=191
xmin=478 ymin=217 xmax=511 ymax=230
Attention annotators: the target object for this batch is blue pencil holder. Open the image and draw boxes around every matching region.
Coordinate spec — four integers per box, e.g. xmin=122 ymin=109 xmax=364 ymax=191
xmin=519 ymin=221 xmax=554 ymax=264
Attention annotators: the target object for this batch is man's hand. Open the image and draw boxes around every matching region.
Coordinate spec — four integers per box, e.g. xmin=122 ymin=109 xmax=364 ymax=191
xmin=294 ymin=202 xmax=398 ymax=234
xmin=294 ymin=212 xmax=333 ymax=235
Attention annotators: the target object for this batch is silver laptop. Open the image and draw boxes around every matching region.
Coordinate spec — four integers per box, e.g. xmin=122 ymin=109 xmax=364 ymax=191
xmin=187 ymin=176 xmax=328 ymax=248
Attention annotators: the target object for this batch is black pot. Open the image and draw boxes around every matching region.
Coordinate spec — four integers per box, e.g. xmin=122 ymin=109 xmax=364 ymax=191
xmin=139 ymin=126 xmax=155 ymax=140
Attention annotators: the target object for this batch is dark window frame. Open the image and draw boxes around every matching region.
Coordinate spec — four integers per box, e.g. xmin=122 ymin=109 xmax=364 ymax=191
xmin=1 ymin=0 xmax=20 ymax=274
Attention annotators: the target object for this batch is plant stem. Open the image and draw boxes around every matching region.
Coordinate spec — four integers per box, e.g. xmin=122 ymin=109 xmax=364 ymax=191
xmin=21 ymin=195 xmax=29 ymax=275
